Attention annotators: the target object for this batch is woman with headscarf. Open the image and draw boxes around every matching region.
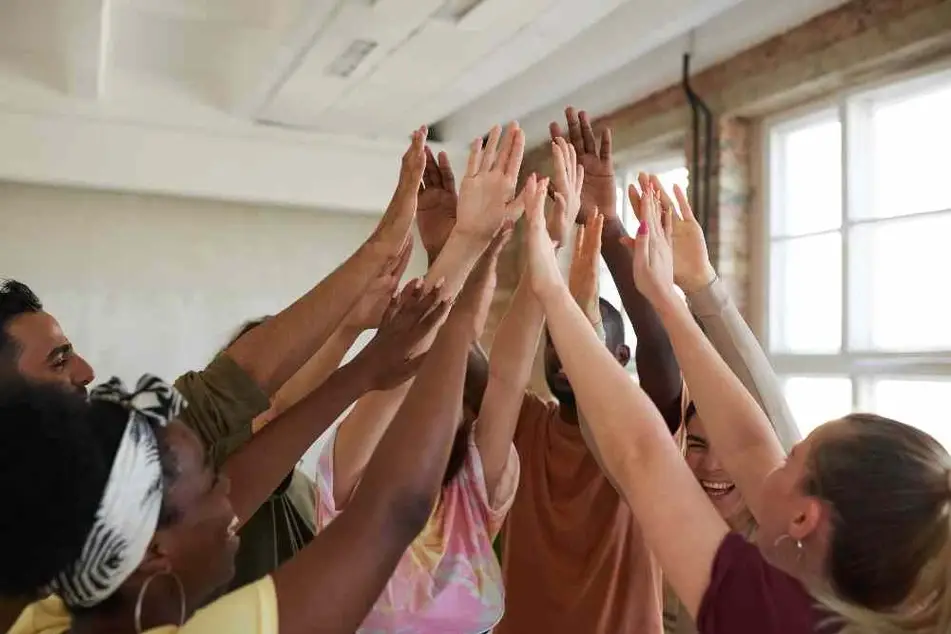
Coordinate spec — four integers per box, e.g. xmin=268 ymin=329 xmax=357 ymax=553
xmin=1 ymin=234 xmax=506 ymax=634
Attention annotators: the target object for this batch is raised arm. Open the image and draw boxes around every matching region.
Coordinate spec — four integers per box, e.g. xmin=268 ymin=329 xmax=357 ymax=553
xmin=223 ymin=282 xmax=446 ymax=528
xmin=667 ymin=183 xmax=800 ymax=450
xmin=271 ymin=224 xmax=508 ymax=634
xmin=552 ymin=108 xmax=682 ymax=429
xmin=643 ymin=185 xmax=786 ymax=520
xmin=225 ymin=128 xmax=427 ymax=396
xmin=253 ymin=243 xmax=414 ymax=432
xmin=329 ymin=124 xmax=526 ymax=505
xmin=522 ymin=175 xmax=728 ymax=619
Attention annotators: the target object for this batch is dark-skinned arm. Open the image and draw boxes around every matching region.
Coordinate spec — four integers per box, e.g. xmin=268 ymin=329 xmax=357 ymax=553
xmin=225 ymin=128 xmax=428 ymax=397
xmin=224 ymin=281 xmax=445 ymax=529
xmin=553 ymin=107 xmax=682 ymax=431
xmin=270 ymin=226 xmax=508 ymax=634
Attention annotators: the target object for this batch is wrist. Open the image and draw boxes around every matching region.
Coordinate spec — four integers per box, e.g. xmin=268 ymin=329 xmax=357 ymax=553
xmin=679 ymin=265 xmax=717 ymax=294
xmin=653 ymin=288 xmax=691 ymax=325
xmin=338 ymin=356 xmax=376 ymax=394
xmin=600 ymin=215 xmax=627 ymax=240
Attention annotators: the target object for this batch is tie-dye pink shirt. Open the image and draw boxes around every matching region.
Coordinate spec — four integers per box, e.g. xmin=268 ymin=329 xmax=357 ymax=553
xmin=315 ymin=426 xmax=519 ymax=634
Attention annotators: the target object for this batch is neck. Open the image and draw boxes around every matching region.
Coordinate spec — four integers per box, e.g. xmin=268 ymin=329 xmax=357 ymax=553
xmin=726 ymin=507 xmax=757 ymax=537
xmin=71 ymin=581 xmax=190 ymax=634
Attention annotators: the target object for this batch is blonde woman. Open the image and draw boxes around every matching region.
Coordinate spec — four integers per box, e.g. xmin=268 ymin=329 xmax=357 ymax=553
xmin=521 ymin=175 xmax=951 ymax=634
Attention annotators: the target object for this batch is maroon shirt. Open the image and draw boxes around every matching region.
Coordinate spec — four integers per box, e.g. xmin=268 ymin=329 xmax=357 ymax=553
xmin=698 ymin=533 xmax=835 ymax=633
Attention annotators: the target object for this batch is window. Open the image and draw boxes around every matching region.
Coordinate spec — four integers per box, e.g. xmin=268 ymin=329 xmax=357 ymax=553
xmin=766 ymin=69 xmax=951 ymax=447
xmin=601 ymin=159 xmax=689 ymax=372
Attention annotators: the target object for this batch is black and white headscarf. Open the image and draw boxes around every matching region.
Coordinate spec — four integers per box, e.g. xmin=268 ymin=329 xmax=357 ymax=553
xmin=44 ymin=375 xmax=186 ymax=608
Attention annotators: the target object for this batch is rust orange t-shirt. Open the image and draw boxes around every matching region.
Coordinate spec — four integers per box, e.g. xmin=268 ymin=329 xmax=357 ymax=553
xmin=495 ymin=393 xmax=664 ymax=634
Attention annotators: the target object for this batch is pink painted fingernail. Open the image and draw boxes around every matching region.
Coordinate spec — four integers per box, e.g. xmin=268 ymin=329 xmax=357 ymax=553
xmin=638 ymin=219 xmax=648 ymax=235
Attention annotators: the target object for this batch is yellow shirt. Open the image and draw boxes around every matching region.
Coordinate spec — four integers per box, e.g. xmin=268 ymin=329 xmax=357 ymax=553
xmin=7 ymin=576 xmax=277 ymax=634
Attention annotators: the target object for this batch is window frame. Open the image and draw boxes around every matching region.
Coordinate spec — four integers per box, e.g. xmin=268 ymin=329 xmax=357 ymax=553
xmin=762 ymin=62 xmax=951 ymax=420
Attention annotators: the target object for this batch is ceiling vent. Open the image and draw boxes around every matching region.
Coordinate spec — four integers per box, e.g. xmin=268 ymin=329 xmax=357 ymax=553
xmin=326 ymin=39 xmax=378 ymax=78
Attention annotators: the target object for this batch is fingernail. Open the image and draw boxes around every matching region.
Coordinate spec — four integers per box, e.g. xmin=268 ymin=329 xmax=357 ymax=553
xmin=638 ymin=219 xmax=648 ymax=235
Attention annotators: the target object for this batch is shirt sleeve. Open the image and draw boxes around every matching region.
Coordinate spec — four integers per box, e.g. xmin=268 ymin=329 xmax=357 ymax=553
xmin=697 ymin=533 xmax=822 ymax=634
xmin=313 ymin=426 xmax=343 ymax=528
xmin=686 ymin=277 xmax=800 ymax=452
xmin=468 ymin=437 xmax=519 ymax=539
xmin=174 ymin=353 xmax=271 ymax=468
xmin=173 ymin=576 xmax=278 ymax=634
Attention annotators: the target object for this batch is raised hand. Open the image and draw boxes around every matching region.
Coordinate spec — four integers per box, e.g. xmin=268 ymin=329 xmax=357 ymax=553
xmin=670 ymin=183 xmax=716 ymax=293
xmin=622 ymin=181 xmax=676 ymax=308
xmin=452 ymin=225 xmax=513 ymax=342
xmin=551 ymin=107 xmax=615 ymax=223
xmin=352 ymin=280 xmax=449 ymax=391
xmin=455 ymin=123 xmax=526 ymax=239
xmin=568 ymin=211 xmax=604 ymax=325
xmin=343 ymin=239 xmax=414 ymax=332
xmin=416 ymin=147 xmax=458 ymax=264
xmin=369 ymin=126 xmax=428 ymax=260
xmin=522 ymin=174 xmax=563 ymax=301
xmin=546 ymin=137 xmax=584 ymax=246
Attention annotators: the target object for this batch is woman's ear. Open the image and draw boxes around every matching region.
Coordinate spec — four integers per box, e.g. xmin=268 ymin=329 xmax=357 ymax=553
xmin=135 ymin=538 xmax=174 ymax=579
xmin=788 ymin=497 xmax=823 ymax=543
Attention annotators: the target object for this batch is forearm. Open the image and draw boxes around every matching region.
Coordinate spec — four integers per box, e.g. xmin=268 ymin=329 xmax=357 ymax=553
xmin=330 ymin=383 xmax=412 ymax=508
xmin=687 ymin=277 xmax=800 ymax=450
xmin=424 ymin=229 xmax=490 ymax=297
xmin=654 ymin=293 xmax=786 ymax=513
xmin=462 ymin=344 xmax=490 ymax=415
xmin=224 ymin=362 xmax=370 ymax=527
xmin=227 ymin=242 xmax=386 ymax=395
xmin=475 ymin=275 xmax=545 ymax=492
xmin=541 ymin=285 xmax=729 ymax=620
xmin=541 ymin=286 xmax=665 ymax=480
xmin=601 ymin=218 xmax=682 ymax=426
xmin=268 ymin=326 xmax=361 ymax=419
xmin=356 ymin=318 xmax=471 ymax=519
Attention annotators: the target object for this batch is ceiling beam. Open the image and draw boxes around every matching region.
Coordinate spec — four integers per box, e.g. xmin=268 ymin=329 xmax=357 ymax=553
xmin=233 ymin=0 xmax=349 ymax=119
xmin=58 ymin=0 xmax=112 ymax=99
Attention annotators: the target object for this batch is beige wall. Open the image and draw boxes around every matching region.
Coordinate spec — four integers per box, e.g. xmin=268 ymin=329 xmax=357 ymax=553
xmin=0 ymin=180 xmax=427 ymax=387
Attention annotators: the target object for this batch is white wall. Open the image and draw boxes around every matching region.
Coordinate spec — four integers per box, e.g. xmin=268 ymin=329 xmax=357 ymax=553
xmin=0 ymin=181 xmax=426 ymax=473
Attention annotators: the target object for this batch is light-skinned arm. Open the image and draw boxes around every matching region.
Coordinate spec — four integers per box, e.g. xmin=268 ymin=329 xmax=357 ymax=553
xmin=225 ymin=128 xmax=427 ymax=396
xmin=252 ymin=243 xmax=414 ymax=432
xmin=271 ymin=222 xmax=509 ymax=634
xmin=329 ymin=123 xmax=527 ymax=507
xmin=523 ymin=175 xmax=729 ymax=619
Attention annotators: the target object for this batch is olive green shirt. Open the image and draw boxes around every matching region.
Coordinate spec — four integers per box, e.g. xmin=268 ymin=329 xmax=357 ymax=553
xmin=175 ymin=353 xmax=315 ymax=592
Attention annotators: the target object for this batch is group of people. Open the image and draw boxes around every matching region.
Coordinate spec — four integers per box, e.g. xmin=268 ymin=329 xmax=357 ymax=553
xmin=0 ymin=106 xmax=949 ymax=634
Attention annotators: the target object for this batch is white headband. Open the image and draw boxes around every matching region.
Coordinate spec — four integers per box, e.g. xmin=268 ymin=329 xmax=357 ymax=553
xmin=45 ymin=375 xmax=185 ymax=608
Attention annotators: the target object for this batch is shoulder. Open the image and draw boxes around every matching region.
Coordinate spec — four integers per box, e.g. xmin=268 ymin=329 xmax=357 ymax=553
xmin=168 ymin=576 xmax=277 ymax=634
xmin=698 ymin=534 xmax=824 ymax=634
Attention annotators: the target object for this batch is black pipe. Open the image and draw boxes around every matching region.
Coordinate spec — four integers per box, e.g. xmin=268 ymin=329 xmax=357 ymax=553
xmin=682 ymin=54 xmax=701 ymax=217
xmin=681 ymin=53 xmax=714 ymax=238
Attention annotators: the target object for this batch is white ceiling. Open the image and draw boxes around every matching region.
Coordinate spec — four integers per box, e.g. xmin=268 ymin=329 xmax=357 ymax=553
xmin=0 ymin=0 xmax=847 ymax=212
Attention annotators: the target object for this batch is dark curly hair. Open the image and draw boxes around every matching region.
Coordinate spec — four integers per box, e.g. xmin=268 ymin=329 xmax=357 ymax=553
xmin=0 ymin=279 xmax=43 ymax=367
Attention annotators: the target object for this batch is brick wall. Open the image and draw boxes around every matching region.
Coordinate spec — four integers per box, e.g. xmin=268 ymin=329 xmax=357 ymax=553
xmin=498 ymin=0 xmax=951 ymax=348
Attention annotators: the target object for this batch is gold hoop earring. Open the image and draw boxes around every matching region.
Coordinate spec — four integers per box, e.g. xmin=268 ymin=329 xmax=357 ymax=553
xmin=134 ymin=571 xmax=186 ymax=634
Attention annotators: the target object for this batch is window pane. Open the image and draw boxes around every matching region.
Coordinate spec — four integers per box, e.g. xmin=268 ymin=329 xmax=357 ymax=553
xmin=770 ymin=233 xmax=842 ymax=353
xmin=867 ymin=82 xmax=951 ymax=219
xmin=656 ymin=167 xmax=689 ymax=198
xmin=783 ymin=376 xmax=852 ymax=436
xmin=850 ymin=212 xmax=951 ymax=351
xmin=772 ymin=118 xmax=841 ymax=237
xmin=871 ymin=378 xmax=951 ymax=450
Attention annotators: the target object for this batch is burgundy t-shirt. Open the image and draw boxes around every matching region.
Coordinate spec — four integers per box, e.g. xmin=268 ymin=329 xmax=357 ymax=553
xmin=698 ymin=533 xmax=835 ymax=634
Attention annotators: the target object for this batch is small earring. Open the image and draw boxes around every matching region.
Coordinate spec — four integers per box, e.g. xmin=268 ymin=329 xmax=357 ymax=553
xmin=773 ymin=533 xmax=804 ymax=562
xmin=134 ymin=571 xmax=186 ymax=634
